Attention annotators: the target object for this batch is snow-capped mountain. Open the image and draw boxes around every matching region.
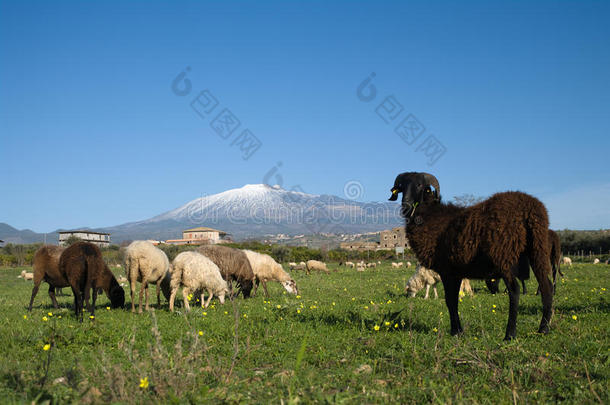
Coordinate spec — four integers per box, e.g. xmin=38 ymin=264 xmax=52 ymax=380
xmin=99 ymin=184 xmax=402 ymax=242
xmin=1 ymin=184 xmax=403 ymax=244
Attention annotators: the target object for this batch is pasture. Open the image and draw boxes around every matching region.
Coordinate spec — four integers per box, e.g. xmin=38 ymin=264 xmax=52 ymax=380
xmin=1 ymin=263 xmax=608 ymax=403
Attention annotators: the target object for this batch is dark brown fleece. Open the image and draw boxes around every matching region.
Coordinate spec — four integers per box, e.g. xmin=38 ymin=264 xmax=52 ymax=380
xmin=59 ymin=242 xmax=124 ymax=320
xmin=28 ymin=245 xmax=67 ymax=311
xmin=197 ymin=245 xmax=255 ymax=298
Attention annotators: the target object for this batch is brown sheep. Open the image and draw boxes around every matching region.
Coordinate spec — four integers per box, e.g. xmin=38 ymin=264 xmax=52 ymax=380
xmin=197 ymin=245 xmax=255 ymax=298
xmin=28 ymin=245 xmax=67 ymax=311
xmin=389 ymin=172 xmax=553 ymax=340
xmin=59 ymin=242 xmax=125 ymax=320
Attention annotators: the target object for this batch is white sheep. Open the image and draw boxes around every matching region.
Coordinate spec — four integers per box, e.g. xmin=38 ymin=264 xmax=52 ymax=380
xmin=562 ymin=256 xmax=572 ymax=266
xmin=367 ymin=262 xmax=377 ymax=268
xmin=345 ymin=261 xmax=355 ymax=268
xmin=405 ymin=265 xmax=474 ymax=299
xmin=593 ymin=258 xmax=600 ymax=264
xmin=124 ymin=240 xmax=172 ymax=313
xmin=356 ymin=264 xmax=366 ymax=272
xmin=306 ymin=260 xmax=329 ymax=274
xmin=391 ymin=262 xmax=403 ymax=268
xmin=288 ymin=262 xmax=298 ymax=269
xmin=169 ymin=251 xmax=228 ymax=311
xmin=242 ymin=250 xmax=298 ymax=297
xmin=406 ymin=261 xmax=412 ymax=268
xmin=20 ymin=270 xmax=34 ymax=281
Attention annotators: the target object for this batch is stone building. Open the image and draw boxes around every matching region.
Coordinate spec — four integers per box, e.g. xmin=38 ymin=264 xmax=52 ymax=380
xmin=58 ymin=230 xmax=111 ymax=247
xmin=379 ymin=227 xmax=409 ymax=249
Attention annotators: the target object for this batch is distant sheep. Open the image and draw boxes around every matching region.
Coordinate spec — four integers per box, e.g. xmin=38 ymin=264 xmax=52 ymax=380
xmin=20 ymin=270 xmax=34 ymax=281
xmin=345 ymin=261 xmax=355 ymax=268
xmin=305 ymin=260 xmax=329 ymax=274
xmin=59 ymin=242 xmax=125 ymax=320
xmin=391 ymin=262 xmax=401 ymax=268
xmin=367 ymin=263 xmax=377 ymax=268
xmin=198 ymin=245 xmax=255 ymax=298
xmin=288 ymin=262 xmax=298 ymax=269
xmin=406 ymin=261 xmax=412 ymax=268
xmin=562 ymin=256 xmax=572 ymax=266
xmin=169 ymin=251 xmax=228 ymax=311
xmin=593 ymin=258 xmax=600 ymax=264
xmin=243 ymin=250 xmax=298 ymax=297
xmin=28 ymin=245 xmax=67 ymax=311
xmin=405 ymin=265 xmax=473 ymax=299
xmin=124 ymin=241 xmax=172 ymax=313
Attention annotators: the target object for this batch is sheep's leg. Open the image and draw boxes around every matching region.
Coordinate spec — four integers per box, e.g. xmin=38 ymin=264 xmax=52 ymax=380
xmin=144 ymin=283 xmax=150 ymax=311
xmin=530 ymin=253 xmax=553 ymax=334
xmin=156 ymin=280 xmax=162 ymax=307
xmin=204 ymin=289 xmax=213 ymax=308
xmin=71 ymin=285 xmax=81 ymax=321
xmin=129 ymin=281 xmax=137 ymax=313
xmin=441 ymin=275 xmax=463 ymax=335
xmin=534 ymin=271 xmax=553 ymax=334
xmin=169 ymin=288 xmax=177 ymax=312
xmin=91 ymin=284 xmax=98 ymax=319
xmin=48 ymin=284 xmax=60 ymax=309
xmin=252 ymin=279 xmax=259 ymax=297
xmin=521 ymin=279 xmax=527 ymax=295
xmin=28 ymin=279 xmax=42 ymax=311
xmin=138 ymin=282 xmax=145 ymax=314
xmin=433 ymin=285 xmax=438 ymax=299
xmin=424 ymin=284 xmax=430 ymax=299
xmin=503 ymin=277 xmax=521 ymax=341
xmin=262 ymin=281 xmax=270 ymax=298
xmin=182 ymin=287 xmax=191 ymax=311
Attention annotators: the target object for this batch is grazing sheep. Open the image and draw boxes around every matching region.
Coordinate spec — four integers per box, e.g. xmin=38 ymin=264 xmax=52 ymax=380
xmin=305 ymin=260 xmax=329 ymax=274
xmin=299 ymin=261 xmax=306 ymax=266
xmin=20 ymin=270 xmax=34 ymax=281
xmin=367 ymin=263 xmax=377 ymax=268
xmin=406 ymin=261 xmax=412 ymax=268
xmin=406 ymin=265 xmax=474 ymax=299
xmin=405 ymin=265 xmax=441 ymax=299
xmin=288 ymin=262 xmax=298 ymax=269
xmin=345 ymin=261 xmax=355 ymax=268
xmin=391 ymin=262 xmax=401 ymax=268
xmin=197 ymin=245 xmax=255 ymax=298
xmin=562 ymin=256 xmax=572 ymax=266
xmin=356 ymin=264 xmax=366 ymax=272
xmin=169 ymin=251 xmax=228 ymax=311
xmin=593 ymin=258 xmax=600 ymax=264
xmin=28 ymin=245 xmax=67 ymax=311
xmin=242 ymin=250 xmax=298 ymax=297
xmin=292 ymin=263 xmax=307 ymax=271
xmin=59 ymin=242 xmax=125 ymax=320
xmin=124 ymin=241 xmax=172 ymax=313
xmin=389 ymin=172 xmax=553 ymax=340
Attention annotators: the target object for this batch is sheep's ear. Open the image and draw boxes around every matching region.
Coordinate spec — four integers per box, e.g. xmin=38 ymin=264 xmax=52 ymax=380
xmin=389 ymin=187 xmax=400 ymax=201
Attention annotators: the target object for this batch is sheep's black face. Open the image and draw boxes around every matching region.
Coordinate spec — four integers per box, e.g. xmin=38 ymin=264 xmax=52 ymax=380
xmin=110 ymin=286 xmax=125 ymax=308
xmin=389 ymin=172 xmax=425 ymax=217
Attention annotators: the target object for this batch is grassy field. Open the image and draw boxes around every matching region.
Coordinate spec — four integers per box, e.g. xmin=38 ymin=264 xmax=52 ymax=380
xmin=0 ymin=263 xmax=608 ymax=404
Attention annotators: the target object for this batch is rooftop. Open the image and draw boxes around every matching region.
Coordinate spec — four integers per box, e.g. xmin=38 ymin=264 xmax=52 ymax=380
xmin=58 ymin=230 xmax=110 ymax=235
xmin=183 ymin=227 xmax=227 ymax=235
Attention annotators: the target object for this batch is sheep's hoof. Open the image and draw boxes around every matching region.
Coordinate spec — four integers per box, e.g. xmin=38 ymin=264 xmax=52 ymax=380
xmin=450 ymin=328 xmax=463 ymax=336
xmin=503 ymin=334 xmax=515 ymax=341
xmin=537 ymin=325 xmax=550 ymax=334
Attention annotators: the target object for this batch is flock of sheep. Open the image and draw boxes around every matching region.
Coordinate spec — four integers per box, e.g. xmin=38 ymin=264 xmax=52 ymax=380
xmin=18 ymin=170 xmax=605 ymax=340
xmin=26 ymin=241 xmax=298 ymax=321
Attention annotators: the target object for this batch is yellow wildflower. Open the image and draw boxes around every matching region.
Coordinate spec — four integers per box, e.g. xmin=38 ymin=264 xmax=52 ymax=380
xmin=139 ymin=377 xmax=149 ymax=389
xmin=373 ymin=325 xmax=380 ymax=331
xmin=572 ymin=315 xmax=577 ymax=320
xmin=23 ymin=315 xmax=27 ymax=320
xmin=48 ymin=312 xmax=53 ymax=317
xmin=198 ymin=331 xmax=203 ymax=336
xmin=106 ymin=306 xmax=110 ymax=310
xmin=433 ymin=327 xmax=438 ymax=333
xmin=384 ymin=321 xmax=390 ymax=326
xmin=43 ymin=344 xmax=51 ymax=351
xmin=42 ymin=316 xmax=48 ymax=322
xmin=276 ymin=305 xmax=281 ymax=309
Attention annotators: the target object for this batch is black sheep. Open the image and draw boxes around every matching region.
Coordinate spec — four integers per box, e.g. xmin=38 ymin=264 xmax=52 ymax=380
xmin=389 ymin=172 xmax=554 ymax=340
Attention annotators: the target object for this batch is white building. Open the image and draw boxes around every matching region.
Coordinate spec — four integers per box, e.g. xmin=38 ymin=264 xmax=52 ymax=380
xmin=58 ymin=230 xmax=111 ymax=247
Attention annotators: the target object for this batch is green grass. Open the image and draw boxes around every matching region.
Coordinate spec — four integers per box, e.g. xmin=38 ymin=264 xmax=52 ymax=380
xmin=1 ymin=263 xmax=608 ymax=403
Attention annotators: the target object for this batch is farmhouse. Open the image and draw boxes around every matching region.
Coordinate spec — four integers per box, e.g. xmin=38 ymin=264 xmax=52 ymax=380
xmin=379 ymin=227 xmax=410 ymax=249
xmin=58 ymin=230 xmax=111 ymax=247
xmin=165 ymin=227 xmax=230 ymax=245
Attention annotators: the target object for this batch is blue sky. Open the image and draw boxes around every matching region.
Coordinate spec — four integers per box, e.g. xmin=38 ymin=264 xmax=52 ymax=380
xmin=1 ymin=0 xmax=609 ymax=232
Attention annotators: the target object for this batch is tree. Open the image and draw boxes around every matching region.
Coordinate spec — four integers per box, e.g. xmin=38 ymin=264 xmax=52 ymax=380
xmin=64 ymin=235 xmax=83 ymax=246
